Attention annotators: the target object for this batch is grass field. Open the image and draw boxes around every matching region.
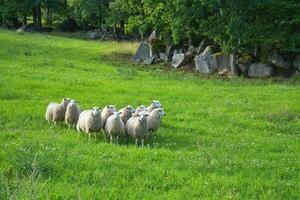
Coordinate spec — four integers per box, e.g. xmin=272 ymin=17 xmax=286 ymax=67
xmin=0 ymin=29 xmax=299 ymax=199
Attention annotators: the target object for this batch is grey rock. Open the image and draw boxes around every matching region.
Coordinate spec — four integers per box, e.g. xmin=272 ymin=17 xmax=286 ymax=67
xmin=194 ymin=46 xmax=216 ymax=74
xmin=230 ymin=54 xmax=239 ymax=76
xmin=173 ymin=49 xmax=184 ymax=56
xmin=271 ymin=53 xmax=291 ymax=69
xmin=172 ymin=54 xmax=186 ymax=68
xmin=293 ymin=55 xmax=300 ymax=71
xmin=16 ymin=25 xmax=35 ymax=33
xmin=212 ymin=53 xmax=230 ymax=72
xmin=238 ymin=63 xmax=250 ymax=75
xmin=159 ymin=53 xmax=169 ymax=61
xmin=132 ymin=42 xmax=150 ymax=62
xmin=248 ymin=63 xmax=274 ymax=77
xmin=148 ymin=31 xmax=157 ymax=43
xmin=187 ymin=46 xmax=196 ymax=56
xmin=88 ymin=28 xmax=117 ymax=40
xmin=196 ymin=40 xmax=209 ymax=55
xmin=142 ymin=56 xmax=156 ymax=65
xmin=165 ymin=45 xmax=173 ymax=60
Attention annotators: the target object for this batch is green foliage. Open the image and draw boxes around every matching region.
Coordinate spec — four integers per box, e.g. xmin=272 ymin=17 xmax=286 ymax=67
xmin=0 ymin=0 xmax=300 ymax=57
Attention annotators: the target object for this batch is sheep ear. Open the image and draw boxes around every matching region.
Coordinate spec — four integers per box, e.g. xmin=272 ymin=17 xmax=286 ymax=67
xmin=118 ymin=111 xmax=122 ymax=114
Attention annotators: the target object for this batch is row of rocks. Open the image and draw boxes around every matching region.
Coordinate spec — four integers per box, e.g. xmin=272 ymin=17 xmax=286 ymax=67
xmin=16 ymin=24 xmax=53 ymax=33
xmin=87 ymin=28 xmax=118 ymax=40
xmin=133 ymin=38 xmax=300 ymax=78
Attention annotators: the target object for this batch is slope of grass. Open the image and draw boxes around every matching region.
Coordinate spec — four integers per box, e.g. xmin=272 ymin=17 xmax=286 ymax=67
xmin=0 ymin=29 xmax=299 ymax=199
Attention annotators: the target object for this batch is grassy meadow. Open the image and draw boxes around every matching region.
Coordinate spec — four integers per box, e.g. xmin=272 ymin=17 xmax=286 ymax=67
xmin=0 ymin=29 xmax=299 ymax=199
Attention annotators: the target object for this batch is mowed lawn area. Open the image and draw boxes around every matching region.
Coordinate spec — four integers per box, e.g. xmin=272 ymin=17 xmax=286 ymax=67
xmin=0 ymin=29 xmax=299 ymax=199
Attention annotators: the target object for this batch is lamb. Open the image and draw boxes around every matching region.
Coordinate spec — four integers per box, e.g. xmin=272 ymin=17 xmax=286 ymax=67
xmin=76 ymin=107 xmax=102 ymax=141
xmin=65 ymin=99 xmax=81 ymax=128
xmin=147 ymin=100 xmax=162 ymax=112
xmin=119 ymin=105 xmax=135 ymax=125
xmin=101 ymin=105 xmax=116 ymax=128
xmin=126 ymin=112 xmax=149 ymax=147
xmin=147 ymin=108 xmax=166 ymax=134
xmin=45 ymin=98 xmax=71 ymax=124
xmin=104 ymin=112 xmax=125 ymax=144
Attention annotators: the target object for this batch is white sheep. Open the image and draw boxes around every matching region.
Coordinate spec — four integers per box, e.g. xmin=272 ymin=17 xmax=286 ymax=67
xmin=101 ymin=105 xmax=116 ymax=128
xmin=45 ymin=98 xmax=71 ymax=124
xmin=105 ymin=112 xmax=125 ymax=144
xmin=133 ymin=105 xmax=147 ymax=117
xmin=147 ymin=100 xmax=162 ymax=112
xmin=65 ymin=99 xmax=81 ymax=128
xmin=77 ymin=107 xmax=102 ymax=141
xmin=119 ymin=105 xmax=135 ymax=125
xmin=147 ymin=108 xmax=166 ymax=134
xmin=126 ymin=112 xmax=149 ymax=147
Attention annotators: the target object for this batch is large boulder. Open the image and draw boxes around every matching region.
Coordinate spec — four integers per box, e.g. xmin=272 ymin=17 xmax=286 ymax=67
xmin=271 ymin=53 xmax=291 ymax=69
xmin=230 ymin=54 xmax=239 ymax=76
xmin=172 ymin=53 xmax=187 ymax=68
xmin=238 ymin=63 xmax=250 ymax=76
xmin=248 ymin=63 xmax=274 ymax=77
xmin=16 ymin=24 xmax=35 ymax=33
xmin=212 ymin=53 xmax=230 ymax=72
xmin=165 ymin=45 xmax=173 ymax=60
xmin=132 ymin=42 xmax=150 ymax=62
xmin=159 ymin=53 xmax=169 ymax=61
xmin=194 ymin=46 xmax=216 ymax=74
xmin=293 ymin=55 xmax=300 ymax=71
xmin=142 ymin=56 xmax=156 ymax=65
xmin=148 ymin=31 xmax=157 ymax=43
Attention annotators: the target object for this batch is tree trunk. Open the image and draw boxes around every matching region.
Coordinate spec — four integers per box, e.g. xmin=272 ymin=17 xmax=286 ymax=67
xmin=120 ymin=19 xmax=125 ymax=36
xmin=2 ymin=14 xmax=6 ymax=28
xmin=23 ymin=15 xmax=27 ymax=25
xmin=36 ymin=4 xmax=42 ymax=30
xmin=33 ymin=7 xmax=37 ymax=29
xmin=47 ymin=8 xmax=52 ymax=26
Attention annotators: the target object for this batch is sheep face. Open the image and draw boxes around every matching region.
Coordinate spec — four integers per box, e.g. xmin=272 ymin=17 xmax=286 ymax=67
xmin=157 ymin=108 xmax=166 ymax=116
xmin=138 ymin=105 xmax=146 ymax=111
xmin=114 ymin=112 xmax=121 ymax=120
xmin=127 ymin=105 xmax=135 ymax=113
xmin=68 ymin=99 xmax=78 ymax=108
xmin=107 ymin=105 xmax=116 ymax=114
xmin=91 ymin=107 xmax=101 ymax=117
xmin=138 ymin=112 xmax=149 ymax=122
xmin=152 ymin=100 xmax=162 ymax=108
xmin=62 ymin=98 xmax=71 ymax=107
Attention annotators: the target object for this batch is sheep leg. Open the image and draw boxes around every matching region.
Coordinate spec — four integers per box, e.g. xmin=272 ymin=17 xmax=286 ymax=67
xmin=141 ymin=139 xmax=144 ymax=147
xmin=135 ymin=139 xmax=138 ymax=147
xmin=116 ymin=136 xmax=119 ymax=145
xmin=110 ymin=135 xmax=113 ymax=144
xmin=88 ymin=132 xmax=91 ymax=142
xmin=94 ymin=133 xmax=97 ymax=142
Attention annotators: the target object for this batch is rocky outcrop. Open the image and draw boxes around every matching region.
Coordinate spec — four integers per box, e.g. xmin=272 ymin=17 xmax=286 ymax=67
xmin=212 ymin=53 xmax=230 ymax=72
xmin=248 ymin=63 xmax=274 ymax=77
xmin=172 ymin=54 xmax=186 ymax=68
xmin=271 ymin=53 xmax=291 ymax=69
xmin=88 ymin=28 xmax=117 ymax=40
xmin=142 ymin=56 xmax=156 ymax=65
xmin=194 ymin=46 xmax=216 ymax=74
xmin=293 ymin=55 xmax=300 ymax=71
xmin=132 ymin=42 xmax=150 ymax=62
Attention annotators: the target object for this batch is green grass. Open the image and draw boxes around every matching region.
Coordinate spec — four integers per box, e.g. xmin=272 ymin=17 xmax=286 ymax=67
xmin=0 ymin=29 xmax=300 ymax=199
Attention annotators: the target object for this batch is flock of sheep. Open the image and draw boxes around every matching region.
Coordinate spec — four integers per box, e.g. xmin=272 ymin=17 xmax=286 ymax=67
xmin=45 ymin=98 xmax=166 ymax=146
